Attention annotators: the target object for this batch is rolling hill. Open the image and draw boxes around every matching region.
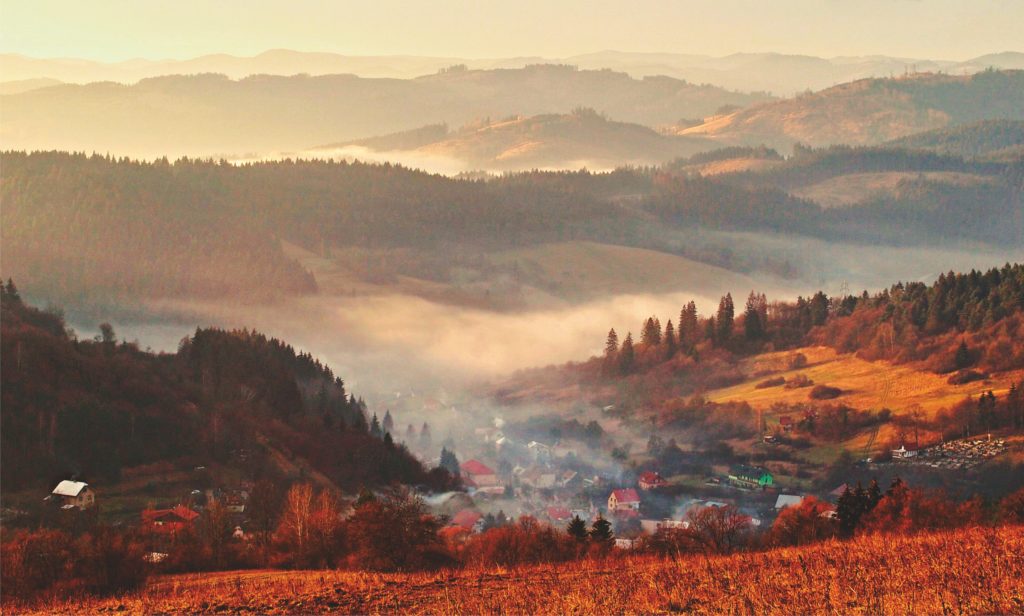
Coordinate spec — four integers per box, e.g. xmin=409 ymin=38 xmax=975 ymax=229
xmin=5 ymin=49 xmax=1023 ymax=95
xmin=318 ymin=110 xmax=714 ymax=172
xmin=0 ymin=65 xmax=767 ymax=158
xmin=884 ymin=119 xmax=1024 ymax=160
xmin=677 ymin=70 xmax=1024 ymax=150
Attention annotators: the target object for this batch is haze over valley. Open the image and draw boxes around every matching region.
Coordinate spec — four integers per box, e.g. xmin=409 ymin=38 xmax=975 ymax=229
xmin=3 ymin=3 xmax=1024 ymax=612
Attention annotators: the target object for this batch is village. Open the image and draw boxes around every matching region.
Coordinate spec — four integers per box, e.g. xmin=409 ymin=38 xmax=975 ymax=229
xmin=19 ymin=395 xmax=1019 ymax=559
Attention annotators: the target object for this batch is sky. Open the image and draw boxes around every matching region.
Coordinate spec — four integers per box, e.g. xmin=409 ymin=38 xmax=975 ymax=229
xmin=1 ymin=0 xmax=1021 ymax=62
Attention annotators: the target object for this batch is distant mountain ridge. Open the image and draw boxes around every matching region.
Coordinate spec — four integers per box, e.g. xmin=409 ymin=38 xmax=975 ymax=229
xmin=3 ymin=49 xmax=1022 ymax=95
xmin=0 ymin=66 xmax=766 ymax=158
xmin=677 ymin=70 xmax=1024 ymax=150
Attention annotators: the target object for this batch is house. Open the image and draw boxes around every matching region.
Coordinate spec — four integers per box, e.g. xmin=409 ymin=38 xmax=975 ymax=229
xmin=774 ymin=494 xmax=804 ymax=510
xmin=828 ymin=483 xmax=850 ymax=502
xmin=559 ymin=470 xmax=581 ymax=489
xmin=614 ymin=538 xmax=638 ymax=550
xmin=779 ymin=415 xmax=794 ymax=431
xmin=451 ymin=509 xmax=484 ymax=532
xmin=142 ymin=505 xmax=200 ymax=535
xmin=728 ymin=465 xmax=774 ymax=489
xmin=892 ymin=445 xmax=918 ymax=459
xmin=527 ymin=441 xmax=552 ymax=463
xmin=546 ymin=507 xmax=573 ymax=524
xmin=520 ymin=466 xmax=557 ymax=490
xmin=608 ymin=488 xmax=641 ymax=512
xmin=461 ymin=459 xmax=499 ymax=487
xmin=638 ymin=471 xmax=667 ymax=490
xmin=48 ymin=480 xmax=95 ymax=510
xmin=640 ymin=519 xmax=688 ymax=534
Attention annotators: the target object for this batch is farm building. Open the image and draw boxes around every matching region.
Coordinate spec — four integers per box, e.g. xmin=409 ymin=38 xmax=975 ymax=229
xmin=48 ymin=480 xmax=95 ymax=510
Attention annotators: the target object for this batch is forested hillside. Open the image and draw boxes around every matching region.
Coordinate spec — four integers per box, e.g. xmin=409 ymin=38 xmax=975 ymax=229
xmin=0 ymin=283 xmax=445 ymax=492
xmin=679 ymin=70 xmax=1024 ymax=149
xmin=885 ymin=120 xmax=1024 ymax=160
xmin=3 ymin=150 xmax=1021 ymax=306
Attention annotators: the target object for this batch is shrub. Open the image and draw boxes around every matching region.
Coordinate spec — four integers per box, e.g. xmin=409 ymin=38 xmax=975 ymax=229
xmin=809 ymin=385 xmax=842 ymax=400
xmin=785 ymin=374 xmax=814 ymax=389
xmin=755 ymin=376 xmax=786 ymax=389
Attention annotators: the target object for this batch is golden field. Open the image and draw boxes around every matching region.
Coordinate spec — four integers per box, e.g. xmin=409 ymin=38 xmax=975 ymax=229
xmin=14 ymin=525 xmax=1024 ymax=615
xmin=707 ymin=345 xmax=1024 ymax=418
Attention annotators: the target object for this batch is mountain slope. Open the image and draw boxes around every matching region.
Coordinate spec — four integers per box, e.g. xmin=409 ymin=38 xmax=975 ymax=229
xmin=0 ymin=66 xmax=768 ymax=158
xmin=678 ymin=70 xmax=1024 ymax=150
xmin=320 ymin=110 xmax=714 ymax=171
xmin=884 ymin=119 xmax=1024 ymax=160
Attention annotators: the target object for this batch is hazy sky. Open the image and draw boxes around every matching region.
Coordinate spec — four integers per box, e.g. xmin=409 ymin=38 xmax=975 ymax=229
xmin=1 ymin=0 xmax=1020 ymax=61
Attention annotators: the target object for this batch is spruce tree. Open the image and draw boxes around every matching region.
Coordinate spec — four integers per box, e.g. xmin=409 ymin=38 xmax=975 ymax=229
xmin=589 ymin=515 xmax=614 ymax=543
xmin=382 ymin=410 xmax=394 ymax=435
xmin=618 ymin=333 xmax=635 ymax=374
xmin=567 ymin=515 xmax=589 ymax=541
xmin=716 ymin=293 xmax=734 ymax=344
xmin=663 ymin=320 xmax=677 ymax=359
xmin=369 ymin=413 xmax=382 ymax=439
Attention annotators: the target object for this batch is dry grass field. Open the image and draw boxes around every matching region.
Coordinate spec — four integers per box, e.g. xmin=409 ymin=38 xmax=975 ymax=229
xmin=789 ymin=171 xmax=994 ymax=209
xmin=12 ymin=525 xmax=1023 ymax=615
xmin=707 ymin=345 xmax=1024 ymax=418
xmin=490 ymin=241 xmax=757 ymax=300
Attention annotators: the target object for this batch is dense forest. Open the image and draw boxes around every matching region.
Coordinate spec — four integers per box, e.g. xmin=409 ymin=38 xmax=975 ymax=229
xmin=579 ymin=264 xmax=1024 ymax=435
xmin=3 ymin=148 xmax=1021 ymax=305
xmin=0 ymin=282 xmax=448 ymax=492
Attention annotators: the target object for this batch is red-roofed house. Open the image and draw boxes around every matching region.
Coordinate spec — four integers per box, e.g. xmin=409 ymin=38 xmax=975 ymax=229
xmin=546 ymin=506 xmax=572 ymax=523
xmin=608 ymin=488 xmax=641 ymax=512
xmin=461 ymin=460 xmax=499 ymax=487
xmin=451 ymin=509 xmax=483 ymax=532
xmin=638 ymin=471 xmax=667 ymax=490
xmin=779 ymin=415 xmax=794 ymax=431
xmin=142 ymin=505 xmax=200 ymax=535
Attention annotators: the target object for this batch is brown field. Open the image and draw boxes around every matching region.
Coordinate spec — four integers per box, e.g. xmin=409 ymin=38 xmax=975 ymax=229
xmin=707 ymin=346 xmax=1024 ymax=418
xmin=13 ymin=526 xmax=1024 ymax=615
xmin=789 ymin=171 xmax=993 ymax=209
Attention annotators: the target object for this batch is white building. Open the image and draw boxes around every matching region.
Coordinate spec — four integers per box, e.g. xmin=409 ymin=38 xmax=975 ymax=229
xmin=49 ymin=480 xmax=95 ymax=510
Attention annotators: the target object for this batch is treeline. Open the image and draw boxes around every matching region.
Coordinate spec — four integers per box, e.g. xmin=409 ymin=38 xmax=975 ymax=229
xmin=591 ymin=264 xmax=1024 ymax=425
xmin=0 ymin=283 xmax=447 ymax=491
xmin=884 ymin=119 xmax=1024 ymax=159
xmin=5 ymin=479 xmax=1023 ymax=606
xmin=3 ymin=148 xmax=1021 ymax=305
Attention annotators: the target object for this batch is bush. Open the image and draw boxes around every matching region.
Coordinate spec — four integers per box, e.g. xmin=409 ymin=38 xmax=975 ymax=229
xmin=755 ymin=376 xmax=786 ymax=389
xmin=809 ymin=385 xmax=843 ymax=400
xmin=946 ymin=369 xmax=987 ymax=385
xmin=785 ymin=374 xmax=814 ymax=389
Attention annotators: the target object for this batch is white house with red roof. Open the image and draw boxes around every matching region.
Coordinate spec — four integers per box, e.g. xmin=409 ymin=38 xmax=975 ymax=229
xmin=460 ymin=459 xmax=499 ymax=487
xmin=608 ymin=488 xmax=641 ymax=512
xmin=638 ymin=471 xmax=667 ymax=490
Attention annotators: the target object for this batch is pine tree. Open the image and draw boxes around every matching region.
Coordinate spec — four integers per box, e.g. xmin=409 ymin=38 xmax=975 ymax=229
xmin=567 ymin=515 xmax=589 ymax=541
xmin=369 ymin=413 xmax=382 ymax=439
xmin=641 ymin=317 xmax=662 ymax=346
xmin=420 ymin=422 xmax=432 ymax=449
xmin=440 ymin=447 xmax=460 ymax=477
xmin=604 ymin=328 xmax=619 ymax=357
xmin=716 ymin=293 xmax=735 ymax=344
xmin=618 ymin=333 xmax=635 ymax=374
xmin=589 ymin=515 xmax=613 ymax=543
xmin=663 ymin=319 xmax=677 ymax=359
xmin=406 ymin=423 xmax=417 ymax=441
xmin=744 ymin=291 xmax=764 ymax=341
xmin=679 ymin=301 xmax=698 ymax=349
xmin=382 ymin=410 xmax=394 ymax=435
xmin=954 ymin=340 xmax=973 ymax=369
